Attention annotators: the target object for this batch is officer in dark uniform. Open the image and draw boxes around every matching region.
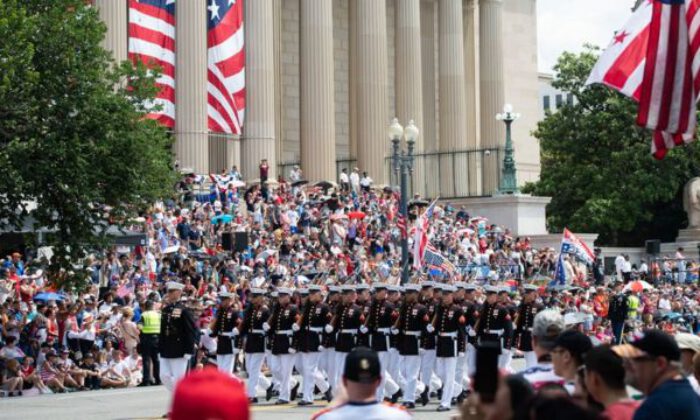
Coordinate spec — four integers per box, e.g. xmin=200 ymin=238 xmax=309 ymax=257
xmin=431 ymin=285 xmax=465 ymax=411
xmin=497 ymin=287 xmax=516 ymax=371
xmin=240 ymin=288 xmax=271 ymax=403
xmin=607 ymin=281 xmax=629 ymax=344
xmin=266 ymin=287 xmax=300 ymax=404
xmin=296 ymin=285 xmax=332 ymax=405
xmin=418 ymin=282 xmax=438 ymax=406
xmin=514 ymin=284 xmax=543 ymax=368
xmin=366 ymin=283 xmax=400 ymax=401
xmin=159 ymin=282 xmax=197 ymax=396
xmin=476 ymin=286 xmax=513 ymax=364
xmin=385 ymin=284 xmax=404 ymax=402
xmin=355 ymin=283 xmax=372 ymax=347
xmin=137 ymin=300 xmax=160 ymax=387
xmin=209 ymin=292 xmax=241 ymax=375
xmin=329 ymin=285 xmax=363 ymax=388
xmin=395 ymin=283 xmax=430 ymax=409
xmin=321 ymin=285 xmax=341 ymax=392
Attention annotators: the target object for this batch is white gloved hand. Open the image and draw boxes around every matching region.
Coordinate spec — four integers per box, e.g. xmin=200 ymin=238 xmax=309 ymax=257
xmin=288 ymin=347 xmax=297 ymax=354
xmin=318 ymin=345 xmax=325 ymax=351
xmin=324 ymin=324 xmax=333 ymax=334
xmin=390 ymin=328 xmax=399 ymax=335
xmin=458 ymin=352 xmax=465 ymax=357
xmin=468 ymin=329 xmax=476 ymax=337
xmin=292 ymin=323 xmax=300 ymax=332
xmin=359 ymin=325 xmax=368 ymax=334
xmin=262 ymin=322 xmax=270 ymax=332
xmin=184 ymin=354 xmax=192 ymax=361
xmin=231 ymin=328 xmax=239 ymax=337
xmin=426 ymin=324 xmax=435 ymax=333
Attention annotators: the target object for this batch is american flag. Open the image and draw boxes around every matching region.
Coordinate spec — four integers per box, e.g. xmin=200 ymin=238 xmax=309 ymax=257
xmin=412 ymin=198 xmax=438 ymax=270
xmin=424 ymin=245 xmax=455 ymax=274
xmin=207 ymin=0 xmax=245 ymax=135
xmin=396 ymin=213 xmax=407 ymax=240
xmin=587 ymin=0 xmax=700 ymax=158
xmin=128 ymin=0 xmax=176 ymax=128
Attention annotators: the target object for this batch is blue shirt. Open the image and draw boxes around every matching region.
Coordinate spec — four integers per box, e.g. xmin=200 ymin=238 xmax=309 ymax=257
xmin=633 ymin=378 xmax=700 ymax=420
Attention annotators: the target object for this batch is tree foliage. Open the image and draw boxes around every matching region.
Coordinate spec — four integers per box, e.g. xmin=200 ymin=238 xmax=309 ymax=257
xmin=523 ymin=45 xmax=700 ymax=246
xmin=0 ymin=0 xmax=176 ymax=289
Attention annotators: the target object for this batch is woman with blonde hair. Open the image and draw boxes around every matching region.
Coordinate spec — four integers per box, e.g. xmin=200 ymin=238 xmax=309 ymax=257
xmin=118 ymin=307 xmax=140 ymax=353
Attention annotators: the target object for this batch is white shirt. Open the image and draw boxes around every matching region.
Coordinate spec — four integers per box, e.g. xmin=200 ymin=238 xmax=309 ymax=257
xmin=615 ymin=255 xmax=625 ymax=271
xmin=340 ymin=172 xmax=349 ymax=183
xmin=350 ymin=172 xmax=360 ymax=186
xmin=312 ymin=401 xmax=412 ymax=420
xmin=689 ymin=375 xmax=700 ymax=396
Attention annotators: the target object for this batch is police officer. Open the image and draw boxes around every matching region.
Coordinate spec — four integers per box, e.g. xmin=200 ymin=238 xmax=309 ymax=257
xmin=328 ymin=285 xmax=363 ymax=391
xmin=240 ymin=288 xmax=271 ymax=403
xmin=607 ymin=281 xmax=628 ymax=344
xmin=395 ymin=283 xmax=429 ymax=409
xmin=366 ymin=283 xmax=400 ymax=402
xmin=514 ymin=284 xmax=543 ymax=368
xmin=159 ymin=281 xmax=197 ymax=397
xmin=138 ymin=300 xmax=160 ymax=386
xmin=209 ymin=292 xmax=240 ymax=375
xmin=475 ymin=286 xmax=512 ymax=364
xmin=265 ymin=287 xmax=300 ymax=404
xmin=431 ymin=284 xmax=465 ymax=412
xmin=296 ymin=285 xmax=332 ymax=405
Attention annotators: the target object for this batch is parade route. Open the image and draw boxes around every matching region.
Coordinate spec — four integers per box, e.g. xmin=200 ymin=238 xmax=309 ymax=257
xmin=0 ymin=383 xmax=461 ymax=420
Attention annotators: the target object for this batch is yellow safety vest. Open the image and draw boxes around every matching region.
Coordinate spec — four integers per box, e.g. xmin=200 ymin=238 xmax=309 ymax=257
xmin=627 ymin=295 xmax=640 ymax=319
xmin=140 ymin=310 xmax=161 ymax=335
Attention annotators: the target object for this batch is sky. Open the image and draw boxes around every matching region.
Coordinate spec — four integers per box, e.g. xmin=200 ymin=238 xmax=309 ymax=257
xmin=537 ymin=0 xmax=638 ymax=73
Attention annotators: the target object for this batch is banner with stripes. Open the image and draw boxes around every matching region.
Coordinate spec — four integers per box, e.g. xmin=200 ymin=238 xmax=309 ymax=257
xmin=128 ymin=0 xmax=176 ymax=128
xmin=207 ymin=0 xmax=245 ymax=135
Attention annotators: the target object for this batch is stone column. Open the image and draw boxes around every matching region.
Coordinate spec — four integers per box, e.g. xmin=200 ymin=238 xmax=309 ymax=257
xmin=465 ymin=0 xmax=481 ymax=195
xmin=480 ymin=0 xmax=506 ymax=195
xmin=349 ymin=0 xmax=358 ymax=161
xmin=96 ymin=0 xmax=128 ymax=62
xmin=395 ymin=0 xmax=424 ymax=195
xmin=175 ymin=0 xmax=208 ymax=174
xmin=243 ymin=0 xmax=277 ymax=180
xmin=356 ymin=0 xmax=389 ymax=184
xmin=300 ymin=0 xmax=336 ymax=181
xmin=438 ymin=0 xmax=468 ymax=197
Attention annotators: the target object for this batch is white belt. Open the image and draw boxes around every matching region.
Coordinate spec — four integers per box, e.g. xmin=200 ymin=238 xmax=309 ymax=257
xmin=525 ymin=327 xmax=533 ymax=332
xmin=375 ymin=328 xmax=391 ymax=334
xmin=308 ymin=327 xmax=323 ymax=333
xmin=251 ymin=329 xmax=265 ymax=334
xmin=340 ymin=329 xmax=358 ymax=334
xmin=276 ymin=330 xmax=293 ymax=335
xmin=404 ymin=331 xmax=421 ymax=336
xmin=488 ymin=329 xmax=504 ymax=335
xmin=439 ymin=332 xmax=458 ymax=338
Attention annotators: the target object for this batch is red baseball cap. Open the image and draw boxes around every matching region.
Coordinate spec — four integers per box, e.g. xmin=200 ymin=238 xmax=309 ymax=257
xmin=170 ymin=368 xmax=249 ymax=420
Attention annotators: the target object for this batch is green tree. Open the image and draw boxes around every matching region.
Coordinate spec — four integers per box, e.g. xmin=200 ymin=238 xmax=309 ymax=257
xmin=523 ymin=45 xmax=700 ymax=245
xmin=0 ymin=0 xmax=176 ymax=289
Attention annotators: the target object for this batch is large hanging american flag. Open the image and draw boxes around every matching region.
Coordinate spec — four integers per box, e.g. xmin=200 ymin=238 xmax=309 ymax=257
xmin=207 ymin=0 xmax=245 ymax=135
xmin=128 ymin=0 xmax=176 ymax=128
xmin=587 ymin=0 xmax=700 ymax=158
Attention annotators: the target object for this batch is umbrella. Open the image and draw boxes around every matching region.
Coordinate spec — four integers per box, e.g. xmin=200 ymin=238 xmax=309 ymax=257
xmin=315 ymin=180 xmax=337 ymax=190
xmin=348 ymin=211 xmax=366 ymax=220
xmin=228 ymin=180 xmax=246 ymax=189
xmin=292 ymin=179 xmax=309 ymax=187
xmin=623 ymin=280 xmax=653 ymax=293
xmin=33 ymin=292 xmax=65 ymax=302
xmin=456 ymin=228 xmax=475 ymax=236
xmin=211 ymin=214 xmax=234 ymax=225
xmin=408 ymin=199 xmax=430 ymax=209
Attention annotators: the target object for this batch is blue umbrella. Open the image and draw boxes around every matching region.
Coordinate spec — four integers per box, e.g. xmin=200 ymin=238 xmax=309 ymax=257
xmin=211 ymin=214 xmax=234 ymax=225
xmin=33 ymin=292 xmax=65 ymax=302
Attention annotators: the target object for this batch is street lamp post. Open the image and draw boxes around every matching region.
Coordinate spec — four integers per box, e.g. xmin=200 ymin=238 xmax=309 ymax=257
xmin=389 ymin=118 xmax=418 ymax=284
xmin=496 ymin=104 xmax=521 ymax=195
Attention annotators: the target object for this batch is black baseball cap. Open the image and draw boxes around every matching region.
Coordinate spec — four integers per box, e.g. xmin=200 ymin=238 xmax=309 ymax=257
xmin=343 ymin=347 xmax=381 ymax=383
xmin=613 ymin=330 xmax=681 ymax=361
xmin=554 ymin=330 xmax=592 ymax=363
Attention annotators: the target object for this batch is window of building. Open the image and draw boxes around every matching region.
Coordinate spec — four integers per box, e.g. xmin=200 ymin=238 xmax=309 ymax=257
xmin=567 ymin=93 xmax=574 ymax=106
xmin=555 ymin=94 xmax=563 ymax=108
xmin=543 ymin=95 xmax=550 ymax=111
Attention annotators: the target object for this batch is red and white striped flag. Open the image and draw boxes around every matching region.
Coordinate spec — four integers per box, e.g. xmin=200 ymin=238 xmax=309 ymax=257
xmin=587 ymin=0 xmax=700 ymax=158
xmin=128 ymin=0 xmax=176 ymax=128
xmin=207 ymin=0 xmax=245 ymax=135
xmin=412 ymin=198 xmax=438 ymax=270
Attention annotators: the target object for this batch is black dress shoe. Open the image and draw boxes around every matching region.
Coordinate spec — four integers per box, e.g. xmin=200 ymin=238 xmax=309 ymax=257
xmin=138 ymin=382 xmax=151 ymax=387
xmin=324 ymin=388 xmax=333 ymax=403
xmin=420 ymin=388 xmax=429 ymax=406
xmin=266 ymin=384 xmax=274 ymax=401
xmin=437 ymin=406 xmax=451 ymax=412
xmin=297 ymin=400 xmax=313 ymax=406
xmin=275 ymin=399 xmax=289 ymax=405
xmin=451 ymin=397 xmax=458 ymax=406
xmin=437 ymin=386 xmax=443 ymax=400
xmin=248 ymin=397 xmax=258 ymax=404
xmin=456 ymin=390 xmax=467 ymax=404
xmin=402 ymin=402 xmax=416 ymax=409
xmin=290 ymin=382 xmax=300 ymax=401
xmin=390 ymin=389 xmax=403 ymax=404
